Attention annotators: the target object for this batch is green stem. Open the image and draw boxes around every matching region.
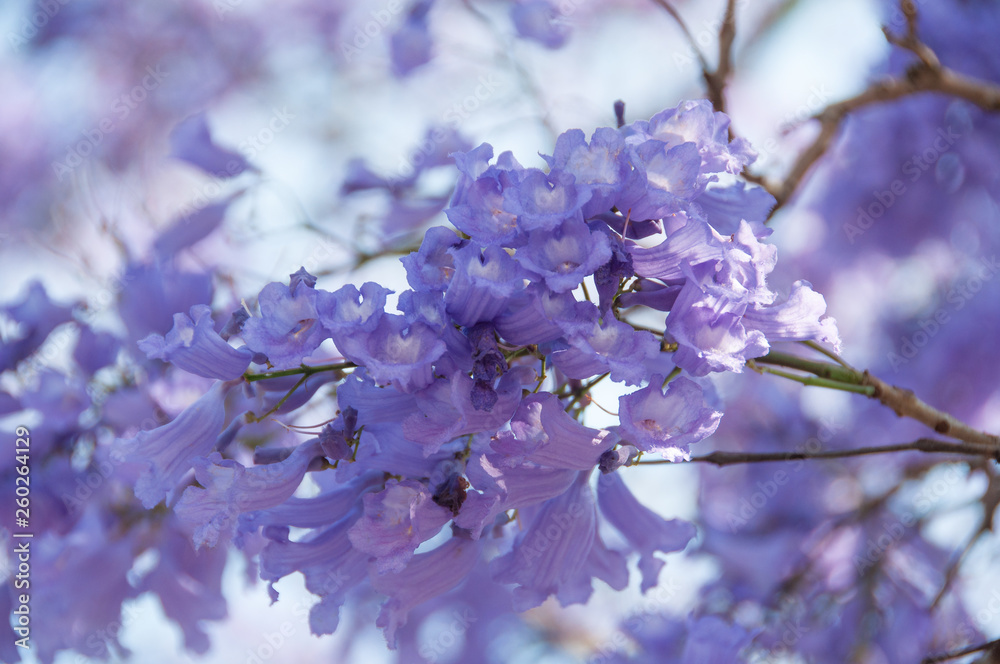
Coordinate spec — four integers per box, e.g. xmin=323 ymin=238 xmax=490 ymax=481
xmin=748 ymin=361 xmax=875 ymax=396
xmin=248 ymin=374 xmax=309 ymax=423
xmin=752 ymin=351 xmax=862 ymax=384
xmin=799 ymin=340 xmax=851 ymax=368
xmin=244 ymin=361 xmax=355 ymax=382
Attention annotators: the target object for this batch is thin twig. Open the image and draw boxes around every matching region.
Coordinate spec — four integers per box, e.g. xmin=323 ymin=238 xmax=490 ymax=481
xmin=922 ymin=637 xmax=1000 ymax=664
xmin=755 ymin=9 xmax=1000 ymax=217
xmin=705 ymin=0 xmax=739 ymax=113
xmin=244 ymin=361 xmax=355 ymax=382
xmin=635 ymin=437 xmax=1000 ymax=466
xmin=650 ymin=0 xmax=739 ymax=113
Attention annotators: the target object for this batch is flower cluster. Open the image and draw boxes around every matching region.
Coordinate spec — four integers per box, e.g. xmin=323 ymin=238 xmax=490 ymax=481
xmin=119 ymin=100 xmax=839 ymax=646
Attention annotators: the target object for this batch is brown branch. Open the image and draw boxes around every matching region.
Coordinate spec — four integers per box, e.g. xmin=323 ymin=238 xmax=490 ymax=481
xmin=923 ymin=637 xmax=1000 ymax=664
xmin=755 ymin=0 xmax=1000 ymax=217
xmin=882 ymin=0 xmax=939 ymax=70
xmin=704 ymin=0 xmax=739 ymax=114
xmin=756 ymin=348 xmax=1000 ymax=449
xmin=861 ymin=371 xmax=1000 ymax=448
xmin=634 ymin=437 xmax=1000 ymax=466
xmin=650 ymin=0 xmax=738 ymax=113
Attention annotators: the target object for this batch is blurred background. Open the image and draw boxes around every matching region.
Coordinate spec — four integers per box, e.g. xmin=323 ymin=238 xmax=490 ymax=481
xmin=5 ymin=0 xmax=1000 ymax=662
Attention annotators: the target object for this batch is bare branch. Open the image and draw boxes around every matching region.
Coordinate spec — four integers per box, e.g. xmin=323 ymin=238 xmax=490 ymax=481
xmin=861 ymin=371 xmax=1000 ymax=448
xmin=749 ymin=351 xmax=1000 ymax=449
xmin=635 ymin=437 xmax=1000 ymax=466
xmin=704 ymin=0 xmax=739 ymax=113
xmin=754 ymin=0 xmax=1000 ymax=218
xmin=650 ymin=0 xmax=738 ymax=113
xmin=923 ymin=637 xmax=1000 ymax=664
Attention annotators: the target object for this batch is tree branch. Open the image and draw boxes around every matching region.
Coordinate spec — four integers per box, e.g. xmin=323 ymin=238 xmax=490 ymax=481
xmin=650 ymin=0 xmax=738 ymax=113
xmin=647 ymin=437 xmax=1000 ymax=467
xmin=751 ymin=348 xmax=1000 ymax=449
xmin=861 ymin=371 xmax=1000 ymax=448
xmin=922 ymin=637 xmax=1000 ymax=664
xmin=754 ymin=1 xmax=1000 ymax=217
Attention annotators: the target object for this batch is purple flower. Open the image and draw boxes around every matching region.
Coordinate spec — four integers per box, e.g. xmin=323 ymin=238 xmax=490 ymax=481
xmin=511 ymin=0 xmax=570 ymax=49
xmin=490 ymin=471 xmax=600 ymax=610
xmin=31 ymin=514 xmax=139 ymax=663
xmin=0 ymin=281 xmax=74 ymax=371
xmin=634 ymin=139 xmax=704 ymax=202
xmin=617 ymin=376 xmax=721 ymax=460
xmin=333 ymin=313 xmax=446 ymax=392
xmin=371 ymin=533 xmax=485 ymax=646
xmin=597 ymin=472 xmax=696 ymax=591
xmin=73 ymin=326 xmax=120 ymax=375
xmin=347 ymin=479 xmax=453 ymax=573
xmin=467 ymin=452 xmax=579 ymax=512
xmin=696 ymin=181 xmax=775 ymax=235
xmin=667 ymin=264 xmax=769 ymax=377
xmin=402 ymin=368 xmax=528 ymax=454
xmin=153 ymin=198 xmax=235 ymax=260
xmin=551 ymin=315 xmax=660 ymax=385
xmin=138 ymin=528 xmax=228 ymax=653
xmin=258 ymin=510 xmax=369 ymax=635
xmin=646 ymin=100 xmax=757 ymax=174
xmin=116 ymin=381 xmax=229 ymax=508
xmin=742 ymin=280 xmax=841 ymax=349
xmin=139 ymin=305 xmax=253 ymax=380
xmin=240 ymin=471 xmax=381 ymax=537
xmin=168 ymin=112 xmax=252 ymax=178
xmin=545 ymin=127 xmax=631 ymax=217
xmin=241 ymin=270 xmax=330 ymax=369
xmin=174 ymin=439 xmax=324 ymax=548
xmin=495 ymin=282 xmax=593 ymax=345
xmin=627 ymin=213 xmax=724 ymax=281
xmin=490 ymin=392 xmax=617 ymax=469
xmin=317 ymin=281 xmax=391 ymax=334
xmin=447 ymin=144 xmax=524 ymax=247
xmin=516 ymin=217 xmax=612 ymax=293
xmin=504 ymin=168 xmax=590 ymax=232
xmin=118 ymin=262 xmax=214 ymax=345
xmin=390 ymin=0 xmax=433 ymax=77
xmin=401 ymin=226 xmax=462 ymax=292
xmin=680 ymin=616 xmax=755 ymax=663
xmin=445 ymin=243 xmax=527 ymax=326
